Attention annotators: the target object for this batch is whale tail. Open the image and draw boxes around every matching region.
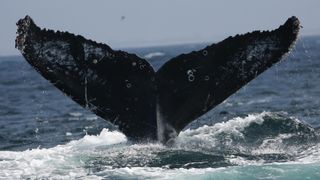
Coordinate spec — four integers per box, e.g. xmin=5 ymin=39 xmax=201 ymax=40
xmin=16 ymin=16 xmax=300 ymax=143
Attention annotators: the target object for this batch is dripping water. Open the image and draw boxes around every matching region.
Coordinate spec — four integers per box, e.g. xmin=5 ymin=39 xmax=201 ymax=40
xmin=84 ymin=76 xmax=89 ymax=109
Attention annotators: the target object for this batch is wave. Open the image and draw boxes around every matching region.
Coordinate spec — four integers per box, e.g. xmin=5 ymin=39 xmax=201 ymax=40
xmin=143 ymin=52 xmax=165 ymax=59
xmin=0 ymin=112 xmax=319 ymax=179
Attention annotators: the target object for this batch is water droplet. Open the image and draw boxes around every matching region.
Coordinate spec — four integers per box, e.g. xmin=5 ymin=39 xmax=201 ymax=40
xmin=93 ymin=59 xmax=98 ymax=64
xmin=203 ymin=50 xmax=208 ymax=56
xmin=125 ymin=80 xmax=132 ymax=88
xmin=187 ymin=69 xmax=196 ymax=75
xmin=139 ymin=64 xmax=146 ymax=70
xmin=132 ymin=62 xmax=137 ymax=66
xmin=188 ymin=74 xmax=195 ymax=82
xmin=204 ymin=75 xmax=210 ymax=81
xmin=187 ymin=69 xmax=196 ymax=82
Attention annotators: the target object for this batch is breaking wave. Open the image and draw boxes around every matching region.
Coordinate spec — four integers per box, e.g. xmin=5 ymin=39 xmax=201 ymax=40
xmin=0 ymin=112 xmax=319 ymax=179
xmin=143 ymin=52 xmax=165 ymax=59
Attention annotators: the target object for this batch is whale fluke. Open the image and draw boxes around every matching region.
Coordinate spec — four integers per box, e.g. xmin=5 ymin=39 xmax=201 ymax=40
xmin=16 ymin=16 xmax=157 ymax=140
xmin=16 ymin=16 xmax=299 ymax=143
xmin=156 ymin=17 xmax=300 ymax=142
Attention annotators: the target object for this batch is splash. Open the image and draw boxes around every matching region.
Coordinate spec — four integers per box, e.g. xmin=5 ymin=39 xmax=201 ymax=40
xmin=0 ymin=112 xmax=319 ymax=179
xmin=0 ymin=129 xmax=127 ymax=179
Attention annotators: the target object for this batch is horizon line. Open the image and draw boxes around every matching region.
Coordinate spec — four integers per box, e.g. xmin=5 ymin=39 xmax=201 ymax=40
xmin=1 ymin=34 xmax=319 ymax=57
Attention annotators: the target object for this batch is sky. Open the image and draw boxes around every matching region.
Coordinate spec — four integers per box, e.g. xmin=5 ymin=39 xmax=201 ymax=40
xmin=1 ymin=0 xmax=320 ymax=55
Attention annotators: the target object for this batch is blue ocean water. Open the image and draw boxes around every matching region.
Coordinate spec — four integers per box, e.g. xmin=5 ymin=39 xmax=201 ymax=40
xmin=0 ymin=36 xmax=319 ymax=179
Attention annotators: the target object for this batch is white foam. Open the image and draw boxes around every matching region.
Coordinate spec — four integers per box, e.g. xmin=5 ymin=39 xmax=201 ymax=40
xmin=0 ymin=129 xmax=127 ymax=179
xmin=93 ymin=162 xmax=320 ymax=180
xmin=297 ymin=144 xmax=320 ymax=163
xmin=95 ymin=166 xmax=225 ymax=180
xmin=175 ymin=112 xmax=268 ymax=149
xmin=143 ymin=52 xmax=165 ymax=59
xmin=69 ymin=112 xmax=83 ymax=117
xmin=66 ymin=132 xmax=72 ymax=136
xmin=0 ymin=112 xmax=319 ymax=179
xmin=246 ymin=97 xmax=272 ymax=105
xmin=252 ymin=133 xmax=294 ymax=155
xmin=68 ymin=128 xmax=127 ymax=148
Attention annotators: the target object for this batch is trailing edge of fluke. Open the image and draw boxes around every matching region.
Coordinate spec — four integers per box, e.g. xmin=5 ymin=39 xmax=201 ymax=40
xmin=16 ymin=16 xmax=300 ymax=144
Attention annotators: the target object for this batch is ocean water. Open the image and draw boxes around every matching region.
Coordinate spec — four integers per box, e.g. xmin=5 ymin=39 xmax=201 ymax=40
xmin=0 ymin=36 xmax=320 ymax=179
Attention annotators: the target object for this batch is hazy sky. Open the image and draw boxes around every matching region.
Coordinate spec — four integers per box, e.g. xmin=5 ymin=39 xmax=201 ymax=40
xmin=1 ymin=0 xmax=320 ymax=55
